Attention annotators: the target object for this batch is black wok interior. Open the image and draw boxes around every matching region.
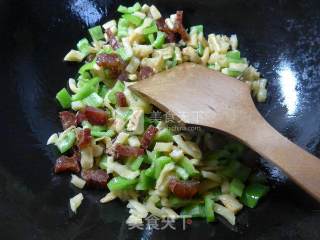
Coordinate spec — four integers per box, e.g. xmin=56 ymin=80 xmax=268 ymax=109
xmin=1 ymin=0 xmax=320 ymax=239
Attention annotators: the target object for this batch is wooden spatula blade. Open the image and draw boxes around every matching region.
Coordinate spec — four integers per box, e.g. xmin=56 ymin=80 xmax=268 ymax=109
xmin=129 ymin=62 xmax=252 ymax=130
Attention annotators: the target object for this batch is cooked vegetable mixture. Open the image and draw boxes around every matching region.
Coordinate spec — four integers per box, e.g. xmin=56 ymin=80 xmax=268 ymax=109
xmin=47 ymin=2 xmax=269 ymax=227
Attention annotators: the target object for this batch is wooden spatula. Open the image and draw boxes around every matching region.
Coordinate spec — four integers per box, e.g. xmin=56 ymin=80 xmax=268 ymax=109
xmin=129 ymin=62 xmax=320 ymax=201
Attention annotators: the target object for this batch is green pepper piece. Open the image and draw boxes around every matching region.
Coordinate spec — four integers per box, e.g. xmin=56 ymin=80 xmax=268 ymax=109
xmin=143 ymin=22 xmax=158 ymax=35
xmin=117 ymin=3 xmax=141 ymax=14
xmin=241 ymin=183 xmax=270 ymax=208
xmin=181 ymin=204 xmax=206 ymax=218
xmin=116 ymin=47 xmax=131 ymax=61
xmin=130 ymin=155 xmax=145 ymax=171
xmin=168 ymin=196 xmax=198 ymax=208
xmin=106 ymin=80 xmax=125 ymax=104
xmin=147 ymin=33 xmax=155 ymax=44
xmin=99 ymin=155 xmax=108 ymax=170
xmin=77 ymin=38 xmax=90 ymax=55
xmin=98 ymin=85 xmax=108 ymax=98
xmin=56 ymin=131 xmax=76 ymax=153
xmin=154 ymin=156 xmax=173 ymax=178
xmin=71 ymin=77 xmax=100 ymax=101
xmin=123 ymin=13 xmax=143 ymax=26
xmin=107 ymin=176 xmax=138 ymax=191
xmin=136 ymin=170 xmax=155 ymax=191
xmin=152 ymin=31 xmax=165 ymax=49
xmin=204 ymin=195 xmax=215 ymax=222
xmin=56 ymin=88 xmax=71 ymax=109
xmin=190 ymin=25 xmax=203 ymax=34
xmin=117 ymin=18 xmax=129 ymax=38
xmin=83 ymin=92 xmax=104 ymax=108
xmin=178 ymin=157 xmax=199 ymax=177
xmin=154 ymin=128 xmax=173 ymax=142
xmin=197 ymin=43 xmax=204 ymax=56
xmin=88 ymin=25 xmax=104 ymax=41
xmin=229 ymin=178 xmax=245 ymax=197
xmin=226 ymin=50 xmax=241 ymax=60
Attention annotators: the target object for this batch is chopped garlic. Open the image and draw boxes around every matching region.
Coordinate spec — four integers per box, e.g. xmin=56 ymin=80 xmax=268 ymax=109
xmin=70 ymin=174 xmax=86 ymax=189
xmin=64 ymin=50 xmax=85 ymax=62
xmin=149 ymin=5 xmax=162 ymax=20
xmin=70 ymin=193 xmax=84 ymax=213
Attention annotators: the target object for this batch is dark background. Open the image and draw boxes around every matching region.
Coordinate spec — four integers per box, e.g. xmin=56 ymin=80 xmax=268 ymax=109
xmin=0 ymin=0 xmax=320 ymax=239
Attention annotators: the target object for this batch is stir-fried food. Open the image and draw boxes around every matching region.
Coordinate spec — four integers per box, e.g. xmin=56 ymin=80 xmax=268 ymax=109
xmin=48 ymin=2 xmax=269 ymax=226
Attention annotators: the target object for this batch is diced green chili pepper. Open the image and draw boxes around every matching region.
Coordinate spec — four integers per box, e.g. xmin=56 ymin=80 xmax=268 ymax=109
xmin=145 ymin=164 xmax=155 ymax=178
xmin=91 ymin=129 xmax=116 ymax=138
xmin=116 ymin=47 xmax=131 ymax=61
xmin=205 ymin=187 xmax=221 ymax=201
xmin=152 ymin=31 xmax=165 ymax=49
xmin=190 ymin=25 xmax=204 ymax=34
xmin=154 ymin=156 xmax=173 ymax=178
xmin=117 ymin=2 xmax=141 ymax=14
xmin=197 ymin=43 xmax=204 ymax=56
xmin=123 ymin=13 xmax=143 ymax=26
xmin=78 ymin=61 xmax=95 ymax=76
xmin=204 ymin=195 xmax=215 ymax=222
xmin=71 ymin=77 xmax=100 ymax=101
xmin=107 ymin=176 xmax=138 ymax=191
xmin=136 ymin=170 xmax=155 ymax=190
xmin=144 ymin=116 xmax=158 ymax=128
xmin=83 ymin=92 xmax=104 ymax=108
xmin=56 ymin=131 xmax=76 ymax=153
xmin=147 ymin=33 xmax=155 ymax=44
xmin=106 ymin=80 xmax=125 ymax=104
xmin=229 ymin=178 xmax=245 ymax=197
xmin=117 ymin=18 xmax=129 ymax=38
xmin=227 ymin=69 xmax=242 ymax=77
xmin=175 ymin=166 xmax=189 ymax=180
xmin=145 ymin=150 xmax=161 ymax=164
xmin=99 ymin=155 xmax=108 ymax=170
xmin=130 ymin=155 xmax=145 ymax=171
xmin=226 ymin=50 xmax=241 ymax=60
xmin=241 ymin=183 xmax=270 ymax=208
xmin=168 ymin=196 xmax=198 ymax=208
xmin=77 ymin=38 xmax=90 ymax=55
xmin=224 ymin=142 xmax=245 ymax=159
xmin=88 ymin=25 xmax=104 ymax=41
xmin=56 ymin=88 xmax=71 ymax=109
xmin=178 ymin=157 xmax=199 ymax=177
xmin=143 ymin=22 xmax=158 ymax=35
xmin=219 ymin=159 xmax=241 ymax=178
xmin=98 ymin=85 xmax=108 ymax=98
xmin=154 ymin=128 xmax=173 ymax=142
xmin=181 ymin=204 xmax=206 ymax=218
xmin=227 ymin=58 xmax=246 ymax=64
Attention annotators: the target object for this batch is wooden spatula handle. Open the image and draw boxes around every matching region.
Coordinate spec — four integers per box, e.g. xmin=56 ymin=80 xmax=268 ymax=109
xmin=230 ymin=110 xmax=320 ymax=201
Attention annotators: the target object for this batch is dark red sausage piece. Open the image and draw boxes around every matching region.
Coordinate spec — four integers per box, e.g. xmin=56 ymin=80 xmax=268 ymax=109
xmin=54 ymin=153 xmax=80 ymax=174
xmin=106 ymin=28 xmax=120 ymax=50
xmin=140 ymin=125 xmax=158 ymax=149
xmin=77 ymin=128 xmax=92 ymax=150
xmin=156 ymin=18 xmax=176 ymax=43
xmin=174 ymin=11 xmax=189 ymax=42
xmin=81 ymin=169 xmax=109 ymax=189
xmin=59 ymin=111 xmax=77 ymax=130
xmin=83 ymin=106 xmax=107 ymax=125
xmin=96 ymin=53 xmax=125 ymax=79
xmin=114 ymin=144 xmax=145 ymax=158
xmin=116 ymin=92 xmax=128 ymax=107
xmin=168 ymin=178 xmax=200 ymax=199
xmin=76 ymin=111 xmax=87 ymax=125
xmin=137 ymin=66 xmax=154 ymax=81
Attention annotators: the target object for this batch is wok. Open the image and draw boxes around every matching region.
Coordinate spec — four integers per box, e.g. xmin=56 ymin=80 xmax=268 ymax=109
xmin=0 ymin=0 xmax=319 ymax=239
